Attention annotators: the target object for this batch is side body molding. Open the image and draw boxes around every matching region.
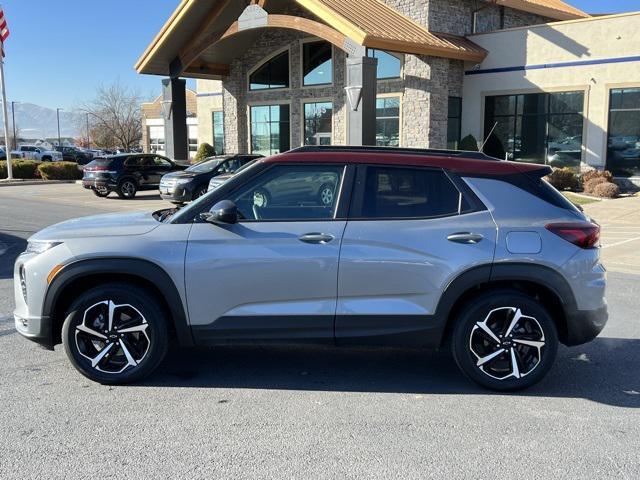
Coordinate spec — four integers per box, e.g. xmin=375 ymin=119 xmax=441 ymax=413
xmin=43 ymin=258 xmax=194 ymax=347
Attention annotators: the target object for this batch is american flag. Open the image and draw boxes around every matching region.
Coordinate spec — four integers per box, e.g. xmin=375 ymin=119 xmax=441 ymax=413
xmin=0 ymin=5 xmax=9 ymax=57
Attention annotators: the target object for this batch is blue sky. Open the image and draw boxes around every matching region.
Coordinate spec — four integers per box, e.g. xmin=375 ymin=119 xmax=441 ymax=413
xmin=2 ymin=0 xmax=638 ymax=110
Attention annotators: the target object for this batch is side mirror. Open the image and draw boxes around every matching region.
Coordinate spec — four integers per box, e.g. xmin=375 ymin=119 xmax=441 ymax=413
xmin=200 ymin=200 xmax=239 ymax=225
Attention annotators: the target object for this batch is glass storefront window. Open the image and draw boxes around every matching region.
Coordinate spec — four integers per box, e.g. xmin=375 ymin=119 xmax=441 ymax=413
xmin=304 ymin=101 xmax=333 ymax=145
xmin=212 ymin=111 xmax=224 ymax=155
xmin=376 ymin=96 xmax=400 ymax=147
xmin=250 ymin=104 xmax=290 ymax=156
xmin=447 ymin=97 xmax=462 ymax=150
xmin=249 ymin=51 xmax=289 ymax=91
xmin=484 ymin=91 xmax=584 ymax=168
xmin=303 ymin=41 xmax=332 ymax=86
xmin=367 ymin=49 xmax=402 ymax=79
xmin=607 ymin=88 xmax=640 ymax=177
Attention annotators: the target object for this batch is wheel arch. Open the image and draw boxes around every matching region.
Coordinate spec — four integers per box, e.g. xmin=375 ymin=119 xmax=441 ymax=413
xmin=436 ymin=263 xmax=576 ymax=347
xmin=44 ymin=258 xmax=193 ymax=348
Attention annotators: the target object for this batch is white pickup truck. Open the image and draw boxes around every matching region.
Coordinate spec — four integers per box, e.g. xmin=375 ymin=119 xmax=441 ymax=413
xmin=11 ymin=145 xmax=63 ymax=162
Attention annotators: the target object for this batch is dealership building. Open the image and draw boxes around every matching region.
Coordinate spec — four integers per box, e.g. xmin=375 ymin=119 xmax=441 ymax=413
xmin=136 ymin=1 xmax=640 ymax=180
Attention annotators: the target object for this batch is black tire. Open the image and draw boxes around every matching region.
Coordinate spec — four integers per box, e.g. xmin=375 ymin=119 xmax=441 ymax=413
xmin=62 ymin=283 xmax=169 ymax=385
xmin=193 ymin=185 xmax=208 ymax=200
xmin=117 ymin=179 xmax=137 ymax=199
xmin=93 ymin=187 xmax=110 ymax=198
xmin=42 ymin=156 xmax=52 ymax=162
xmin=253 ymin=188 xmax=270 ymax=208
xmin=451 ymin=290 xmax=558 ymax=391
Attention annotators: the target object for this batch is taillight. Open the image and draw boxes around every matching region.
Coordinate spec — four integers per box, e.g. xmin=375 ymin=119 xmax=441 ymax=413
xmin=546 ymin=222 xmax=600 ymax=249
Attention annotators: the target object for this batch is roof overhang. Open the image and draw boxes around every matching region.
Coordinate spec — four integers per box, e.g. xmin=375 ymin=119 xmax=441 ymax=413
xmin=494 ymin=0 xmax=589 ymax=21
xmin=136 ymin=0 xmax=488 ymax=80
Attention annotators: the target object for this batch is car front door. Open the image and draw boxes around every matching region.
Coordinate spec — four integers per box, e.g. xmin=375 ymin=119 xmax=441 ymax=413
xmin=150 ymin=156 xmax=173 ymax=185
xmin=336 ymin=165 xmax=497 ymax=346
xmin=185 ymin=163 xmax=351 ymax=343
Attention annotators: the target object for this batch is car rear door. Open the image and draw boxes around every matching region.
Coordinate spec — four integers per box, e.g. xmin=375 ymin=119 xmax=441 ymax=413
xmin=336 ymin=164 xmax=497 ymax=346
xmin=185 ymin=163 xmax=352 ymax=343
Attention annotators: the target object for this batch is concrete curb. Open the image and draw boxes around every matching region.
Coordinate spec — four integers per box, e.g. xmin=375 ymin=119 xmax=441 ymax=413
xmin=0 ymin=180 xmax=78 ymax=187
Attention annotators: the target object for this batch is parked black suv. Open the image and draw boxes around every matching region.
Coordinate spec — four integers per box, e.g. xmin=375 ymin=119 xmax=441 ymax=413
xmin=82 ymin=154 xmax=187 ymax=199
xmin=55 ymin=146 xmax=94 ymax=165
xmin=159 ymin=154 xmax=262 ymax=204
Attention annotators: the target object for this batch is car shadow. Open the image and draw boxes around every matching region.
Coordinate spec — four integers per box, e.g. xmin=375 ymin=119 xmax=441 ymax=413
xmin=0 ymin=232 xmax=27 ymax=279
xmin=141 ymin=337 xmax=640 ymax=408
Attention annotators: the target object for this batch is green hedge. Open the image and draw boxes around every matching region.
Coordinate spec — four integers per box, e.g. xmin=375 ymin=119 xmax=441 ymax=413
xmin=37 ymin=162 xmax=82 ymax=180
xmin=0 ymin=160 xmax=41 ymax=179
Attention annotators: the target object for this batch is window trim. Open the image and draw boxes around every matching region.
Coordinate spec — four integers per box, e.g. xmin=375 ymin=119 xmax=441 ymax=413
xmin=225 ymin=163 xmax=355 ymax=223
xmin=247 ymin=47 xmax=292 ymax=93
xmin=301 ymin=98 xmax=334 ymax=147
xmin=605 ymin=82 xmax=640 ymax=176
xmin=480 ymin=86 xmax=589 ymax=164
xmin=300 ymin=38 xmax=334 ymax=88
xmin=212 ymin=109 xmax=225 ymax=155
xmin=247 ymin=100 xmax=293 ymax=156
xmin=348 ymin=164 xmax=484 ymax=221
xmin=366 ymin=48 xmax=404 ymax=81
xmin=375 ymin=93 xmax=403 ymax=148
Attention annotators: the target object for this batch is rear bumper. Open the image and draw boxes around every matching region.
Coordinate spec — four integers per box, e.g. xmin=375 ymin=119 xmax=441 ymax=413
xmin=82 ymin=179 xmax=114 ymax=190
xmin=565 ymin=303 xmax=608 ymax=346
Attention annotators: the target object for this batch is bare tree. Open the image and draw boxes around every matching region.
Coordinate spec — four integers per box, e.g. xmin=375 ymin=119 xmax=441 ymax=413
xmin=81 ymin=81 xmax=143 ymax=151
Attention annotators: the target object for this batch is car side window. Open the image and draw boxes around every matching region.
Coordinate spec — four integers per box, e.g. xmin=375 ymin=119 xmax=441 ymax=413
xmin=229 ymin=164 xmax=344 ymax=221
xmin=124 ymin=157 xmax=141 ymax=167
xmin=154 ymin=156 xmax=172 ymax=168
xmin=360 ymin=166 xmax=464 ymax=219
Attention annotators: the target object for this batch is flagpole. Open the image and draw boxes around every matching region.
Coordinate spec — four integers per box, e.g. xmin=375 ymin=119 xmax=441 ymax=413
xmin=0 ymin=55 xmax=11 ymax=180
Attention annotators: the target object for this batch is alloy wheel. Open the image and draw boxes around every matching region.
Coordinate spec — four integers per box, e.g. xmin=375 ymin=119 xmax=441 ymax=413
xmin=74 ymin=300 xmax=151 ymax=374
xmin=121 ymin=181 xmax=136 ymax=198
xmin=468 ymin=307 xmax=546 ymax=381
xmin=320 ymin=187 xmax=334 ymax=206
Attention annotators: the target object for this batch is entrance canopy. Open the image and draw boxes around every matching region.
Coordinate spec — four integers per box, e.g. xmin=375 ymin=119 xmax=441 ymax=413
xmin=135 ymin=0 xmax=489 ymax=80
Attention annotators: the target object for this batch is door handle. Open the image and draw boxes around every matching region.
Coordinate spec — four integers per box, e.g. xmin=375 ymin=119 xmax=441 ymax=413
xmin=447 ymin=232 xmax=484 ymax=244
xmin=298 ymin=233 xmax=335 ymax=244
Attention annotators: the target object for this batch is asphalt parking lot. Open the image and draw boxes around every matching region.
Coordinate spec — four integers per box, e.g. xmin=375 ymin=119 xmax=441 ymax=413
xmin=0 ymin=184 xmax=638 ymax=479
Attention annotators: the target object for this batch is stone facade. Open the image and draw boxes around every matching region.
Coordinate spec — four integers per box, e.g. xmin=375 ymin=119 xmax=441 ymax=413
xmin=213 ymin=0 xmax=553 ymax=152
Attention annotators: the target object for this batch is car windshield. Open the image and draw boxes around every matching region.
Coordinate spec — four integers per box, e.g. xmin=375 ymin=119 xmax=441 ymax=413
xmin=186 ymin=159 xmax=223 ymax=173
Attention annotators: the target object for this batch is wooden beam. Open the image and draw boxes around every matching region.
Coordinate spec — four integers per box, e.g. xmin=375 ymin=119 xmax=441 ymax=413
xmin=177 ymin=0 xmax=232 ymax=73
xmin=183 ymin=61 xmax=231 ymax=79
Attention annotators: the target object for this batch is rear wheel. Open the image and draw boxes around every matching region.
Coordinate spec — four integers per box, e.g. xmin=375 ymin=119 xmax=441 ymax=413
xmin=93 ymin=186 xmax=110 ymax=197
xmin=62 ymin=283 xmax=169 ymax=384
xmin=451 ymin=290 xmax=558 ymax=391
xmin=117 ymin=179 xmax=137 ymax=199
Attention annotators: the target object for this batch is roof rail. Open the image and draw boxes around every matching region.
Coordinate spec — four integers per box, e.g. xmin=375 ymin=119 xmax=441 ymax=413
xmin=289 ymin=145 xmax=499 ymax=161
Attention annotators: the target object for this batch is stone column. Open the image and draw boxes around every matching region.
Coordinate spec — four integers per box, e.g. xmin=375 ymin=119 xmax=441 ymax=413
xmin=162 ymin=78 xmax=189 ymax=162
xmin=345 ymin=56 xmax=377 ymax=146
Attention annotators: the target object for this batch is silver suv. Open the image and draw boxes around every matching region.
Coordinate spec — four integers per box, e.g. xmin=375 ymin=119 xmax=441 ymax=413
xmin=13 ymin=146 xmax=607 ymax=390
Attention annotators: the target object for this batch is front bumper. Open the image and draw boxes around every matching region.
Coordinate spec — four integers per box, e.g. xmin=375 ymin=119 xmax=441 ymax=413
xmin=14 ymin=313 xmax=54 ymax=350
xmin=159 ymin=184 xmax=193 ymax=203
xmin=565 ymin=303 xmax=608 ymax=346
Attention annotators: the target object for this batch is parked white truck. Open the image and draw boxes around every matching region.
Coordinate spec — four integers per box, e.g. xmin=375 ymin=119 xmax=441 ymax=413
xmin=11 ymin=145 xmax=63 ymax=162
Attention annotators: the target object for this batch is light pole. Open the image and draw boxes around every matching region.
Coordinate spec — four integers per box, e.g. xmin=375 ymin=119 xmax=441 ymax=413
xmin=56 ymin=108 xmax=62 ymax=148
xmin=11 ymin=101 xmax=18 ymax=150
xmin=86 ymin=112 xmax=90 ymax=149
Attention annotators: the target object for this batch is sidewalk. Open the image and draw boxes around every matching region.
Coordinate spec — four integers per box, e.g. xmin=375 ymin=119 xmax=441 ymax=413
xmin=583 ymin=195 xmax=640 ymax=275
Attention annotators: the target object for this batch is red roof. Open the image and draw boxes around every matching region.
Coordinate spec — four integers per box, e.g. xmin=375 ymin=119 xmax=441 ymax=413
xmin=264 ymin=150 xmax=548 ymax=176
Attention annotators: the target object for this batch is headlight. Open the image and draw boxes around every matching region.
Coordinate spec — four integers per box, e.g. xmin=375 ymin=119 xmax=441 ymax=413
xmin=175 ymin=178 xmax=191 ymax=185
xmin=26 ymin=241 xmax=62 ymax=255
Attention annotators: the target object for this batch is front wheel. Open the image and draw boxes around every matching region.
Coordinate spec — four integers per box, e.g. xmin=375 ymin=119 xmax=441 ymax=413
xmin=451 ymin=290 xmax=558 ymax=391
xmin=62 ymin=283 xmax=169 ymax=384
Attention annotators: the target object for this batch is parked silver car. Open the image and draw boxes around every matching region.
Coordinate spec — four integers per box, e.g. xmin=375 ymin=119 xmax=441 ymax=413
xmin=13 ymin=146 xmax=607 ymax=390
